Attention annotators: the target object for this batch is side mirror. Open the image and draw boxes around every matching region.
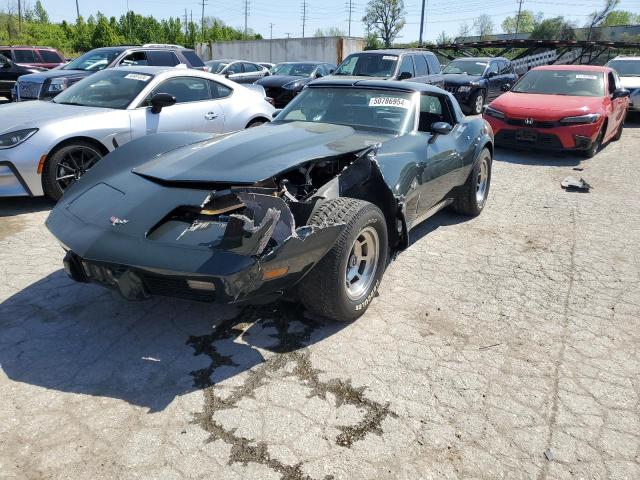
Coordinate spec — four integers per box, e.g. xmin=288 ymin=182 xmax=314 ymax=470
xmin=429 ymin=122 xmax=453 ymax=143
xmin=501 ymin=83 xmax=511 ymax=92
xmin=612 ymin=88 xmax=630 ymax=99
xmin=150 ymin=93 xmax=176 ymax=114
xmin=398 ymin=71 xmax=412 ymax=81
xmin=329 ymin=69 xmax=335 ymax=74
xmin=224 ymin=71 xmax=231 ymax=78
xmin=0 ymin=61 xmax=9 ymax=69
xmin=315 ymin=72 xmax=322 ymax=78
xmin=487 ymin=71 xmax=497 ymax=78
xmin=272 ymin=109 xmax=283 ymax=119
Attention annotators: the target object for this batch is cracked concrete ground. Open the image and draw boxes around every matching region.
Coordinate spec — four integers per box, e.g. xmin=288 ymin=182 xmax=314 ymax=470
xmin=1 ymin=120 xmax=640 ymax=479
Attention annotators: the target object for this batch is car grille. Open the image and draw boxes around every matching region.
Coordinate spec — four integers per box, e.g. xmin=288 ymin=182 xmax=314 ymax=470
xmin=18 ymin=81 xmax=43 ymax=99
xmin=139 ymin=272 xmax=217 ymax=302
xmin=505 ymin=118 xmax=557 ymax=129
xmin=444 ymin=85 xmax=459 ymax=94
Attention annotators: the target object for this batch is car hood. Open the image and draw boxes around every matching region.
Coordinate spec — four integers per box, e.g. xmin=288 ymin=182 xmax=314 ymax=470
xmin=133 ymin=121 xmax=392 ymax=184
xmin=619 ymin=76 xmax=640 ymax=89
xmin=0 ymin=101 xmax=118 ymax=134
xmin=256 ymin=75 xmax=310 ymax=87
xmin=490 ymin=92 xmax=604 ymax=119
xmin=442 ymin=73 xmax=483 ymax=85
xmin=17 ymin=69 xmax=90 ymax=83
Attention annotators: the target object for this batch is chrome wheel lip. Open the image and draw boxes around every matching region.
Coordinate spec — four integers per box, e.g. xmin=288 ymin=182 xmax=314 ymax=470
xmin=345 ymin=226 xmax=379 ymax=301
xmin=476 ymin=155 xmax=489 ymax=207
xmin=55 ymin=146 xmax=102 ymax=192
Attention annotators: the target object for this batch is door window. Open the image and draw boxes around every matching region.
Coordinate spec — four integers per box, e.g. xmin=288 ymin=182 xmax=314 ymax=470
xmin=607 ymin=72 xmax=617 ymax=94
xmin=487 ymin=62 xmax=499 ymax=76
xmin=13 ymin=50 xmax=38 ymax=63
xmin=418 ymin=94 xmax=455 ymax=132
xmin=426 ymin=55 xmax=441 ymax=74
xmin=226 ymin=63 xmax=243 ymax=74
xmin=150 ymin=77 xmax=211 ymax=104
xmin=242 ymin=62 xmax=259 ymax=72
xmin=0 ymin=50 xmax=11 ymax=60
xmin=398 ymin=55 xmax=415 ymax=78
xmin=120 ymin=51 xmax=148 ymax=66
xmin=147 ymin=50 xmax=180 ymax=66
xmin=414 ymin=55 xmax=429 ymax=76
xmin=38 ymin=50 xmax=62 ymax=63
xmin=209 ymin=80 xmax=232 ymax=99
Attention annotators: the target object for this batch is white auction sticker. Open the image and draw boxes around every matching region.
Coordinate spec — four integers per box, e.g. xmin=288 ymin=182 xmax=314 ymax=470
xmin=575 ymin=74 xmax=598 ymax=80
xmin=369 ymin=97 xmax=410 ymax=109
xmin=382 ymin=55 xmax=398 ymax=61
xmin=476 ymin=62 xmax=488 ymax=66
xmin=124 ymin=73 xmax=152 ymax=82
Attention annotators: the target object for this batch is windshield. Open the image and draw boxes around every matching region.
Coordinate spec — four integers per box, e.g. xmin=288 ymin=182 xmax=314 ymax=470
xmin=333 ymin=54 xmax=398 ymax=78
xmin=443 ymin=60 xmax=487 ymax=76
xmin=271 ymin=63 xmax=317 ymax=77
xmin=512 ymin=69 xmax=605 ymax=97
xmin=276 ymin=87 xmax=415 ymax=134
xmin=206 ymin=61 xmax=229 ymax=74
xmin=53 ymin=69 xmax=153 ymax=109
xmin=607 ymin=60 xmax=640 ymax=77
xmin=63 ymin=49 xmax=122 ymax=72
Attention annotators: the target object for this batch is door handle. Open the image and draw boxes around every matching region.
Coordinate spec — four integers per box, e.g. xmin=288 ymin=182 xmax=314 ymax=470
xmin=205 ymin=112 xmax=218 ymax=120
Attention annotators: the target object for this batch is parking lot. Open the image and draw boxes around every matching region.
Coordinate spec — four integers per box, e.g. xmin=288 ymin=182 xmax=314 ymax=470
xmin=1 ymin=120 xmax=639 ymax=479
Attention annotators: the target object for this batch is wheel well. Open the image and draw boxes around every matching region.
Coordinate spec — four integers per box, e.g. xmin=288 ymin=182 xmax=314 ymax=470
xmin=483 ymin=141 xmax=493 ymax=158
xmin=48 ymin=137 xmax=110 ymax=158
xmin=246 ymin=116 xmax=270 ymax=128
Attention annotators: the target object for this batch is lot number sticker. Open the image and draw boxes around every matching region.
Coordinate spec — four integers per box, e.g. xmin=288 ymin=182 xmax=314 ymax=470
xmin=369 ymin=97 xmax=410 ymax=109
xmin=124 ymin=73 xmax=152 ymax=82
xmin=575 ymin=74 xmax=598 ymax=80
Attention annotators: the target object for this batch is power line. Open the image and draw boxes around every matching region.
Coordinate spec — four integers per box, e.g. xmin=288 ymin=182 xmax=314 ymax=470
xmin=301 ymin=0 xmax=308 ymax=38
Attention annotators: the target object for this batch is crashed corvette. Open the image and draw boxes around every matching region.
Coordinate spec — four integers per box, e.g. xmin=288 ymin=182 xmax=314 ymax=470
xmin=46 ymin=79 xmax=494 ymax=322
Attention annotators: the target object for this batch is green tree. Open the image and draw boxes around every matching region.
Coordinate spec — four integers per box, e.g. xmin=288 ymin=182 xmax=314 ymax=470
xmin=33 ymin=1 xmax=49 ymax=24
xmin=91 ymin=14 xmax=122 ymax=48
xmin=473 ymin=14 xmax=494 ymax=39
xmin=436 ymin=31 xmax=451 ymax=44
xmin=602 ymin=10 xmax=638 ymax=26
xmin=502 ymin=10 xmax=540 ymax=34
xmin=362 ymin=0 xmax=406 ymax=47
xmin=530 ymin=16 xmax=575 ymax=40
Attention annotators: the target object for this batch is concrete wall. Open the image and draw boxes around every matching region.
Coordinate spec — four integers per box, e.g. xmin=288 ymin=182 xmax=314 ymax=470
xmin=196 ymin=37 xmax=364 ymax=65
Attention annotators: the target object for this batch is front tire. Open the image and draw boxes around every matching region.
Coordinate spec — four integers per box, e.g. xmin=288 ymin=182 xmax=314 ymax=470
xmin=583 ymin=124 xmax=605 ymax=158
xmin=452 ymin=147 xmax=492 ymax=217
xmin=298 ymin=198 xmax=388 ymax=322
xmin=42 ymin=141 xmax=104 ymax=201
xmin=469 ymin=90 xmax=486 ymax=115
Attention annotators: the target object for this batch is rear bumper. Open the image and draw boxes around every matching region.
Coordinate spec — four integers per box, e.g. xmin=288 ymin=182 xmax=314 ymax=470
xmin=485 ymin=116 xmax=601 ymax=151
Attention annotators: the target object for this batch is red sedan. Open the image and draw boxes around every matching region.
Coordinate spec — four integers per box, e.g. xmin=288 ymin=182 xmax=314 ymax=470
xmin=483 ymin=65 xmax=629 ymax=157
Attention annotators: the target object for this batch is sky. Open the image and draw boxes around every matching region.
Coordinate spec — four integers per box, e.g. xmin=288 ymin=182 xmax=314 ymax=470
xmin=42 ymin=0 xmax=640 ymax=43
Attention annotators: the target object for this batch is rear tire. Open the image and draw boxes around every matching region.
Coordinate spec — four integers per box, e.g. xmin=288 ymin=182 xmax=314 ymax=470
xmin=42 ymin=141 xmax=104 ymax=201
xmin=452 ymin=147 xmax=492 ymax=217
xmin=298 ymin=198 xmax=388 ymax=322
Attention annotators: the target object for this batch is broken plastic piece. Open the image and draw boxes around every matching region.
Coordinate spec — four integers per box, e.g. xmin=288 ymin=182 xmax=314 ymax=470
xmin=561 ymin=176 xmax=591 ymax=192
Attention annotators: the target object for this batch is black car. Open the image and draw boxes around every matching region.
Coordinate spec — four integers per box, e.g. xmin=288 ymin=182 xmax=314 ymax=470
xmin=13 ymin=45 xmax=206 ymax=101
xmin=443 ymin=57 xmax=518 ymax=115
xmin=0 ymin=53 xmax=45 ymax=100
xmin=205 ymin=59 xmax=270 ymax=84
xmin=47 ymin=79 xmax=493 ymax=322
xmin=255 ymin=62 xmax=335 ymax=107
xmin=331 ymin=49 xmax=444 ymax=88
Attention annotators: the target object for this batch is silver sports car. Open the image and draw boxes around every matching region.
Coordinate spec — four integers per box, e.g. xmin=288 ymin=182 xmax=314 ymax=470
xmin=0 ymin=66 xmax=275 ymax=199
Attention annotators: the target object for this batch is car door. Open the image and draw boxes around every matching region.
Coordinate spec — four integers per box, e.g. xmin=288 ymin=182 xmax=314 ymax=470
xmin=242 ymin=62 xmax=265 ymax=83
xmin=485 ymin=61 xmax=501 ymax=100
xmin=415 ymin=93 xmax=463 ymax=216
xmin=504 ymin=60 xmax=518 ymax=90
xmin=129 ymin=75 xmax=225 ymax=138
xmin=412 ymin=54 xmax=429 ymax=84
xmin=116 ymin=50 xmax=149 ymax=67
xmin=425 ymin=54 xmax=444 ymax=88
xmin=0 ymin=55 xmax=19 ymax=96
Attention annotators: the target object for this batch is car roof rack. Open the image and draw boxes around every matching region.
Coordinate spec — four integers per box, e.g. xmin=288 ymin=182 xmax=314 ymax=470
xmin=142 ymin=43 xmax=185 ymax=49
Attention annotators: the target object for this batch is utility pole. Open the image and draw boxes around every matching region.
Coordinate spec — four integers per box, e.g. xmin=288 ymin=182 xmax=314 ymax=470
xmin=514 ymin=0 xmax=524 ymax=39
xmin=17 ymin=0 xmax=22 ymax=33
xmin=184 ymin=8 xmax=188 ymax=36
xmin=346 ymin=0 xmax=354 ymax=36
xmin=418 ymin=0 xmax=426 ymax=47
xmin=269 ymin=22 xmax=274 ymax=62
xmin=244 ymin=0 xmax=250 ymax=36
xmin=200 ymin=0 xmax=208 ymax=42
xmin=75 ymin=0 xmax=80 ymax=20
xmin=301 ymin=1 xmax=308 ymax=38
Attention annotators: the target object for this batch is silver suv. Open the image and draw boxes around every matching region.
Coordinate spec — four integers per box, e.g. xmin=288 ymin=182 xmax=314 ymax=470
xmin=606 ymin=56 xmax=640 ymax=112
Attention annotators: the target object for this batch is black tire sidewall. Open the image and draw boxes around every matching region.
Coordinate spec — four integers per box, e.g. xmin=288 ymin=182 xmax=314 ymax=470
xmin=334 ymin=208 xmax=388 ymax=319
xmin=43 ymin=143 xmax=103 ymax=200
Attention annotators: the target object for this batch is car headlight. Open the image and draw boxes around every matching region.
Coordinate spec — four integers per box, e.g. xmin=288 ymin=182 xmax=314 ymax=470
xmin=48 ymin=78 xmax=68 ymax=93
xmin=0 ymin=128 xmax=38 ymax=149
xmin=458 ymin=86 xmax=472 ymax=93
xmin=484 ymin=106 xmax=505 ymax=120
xmin=282 ymin=80 xmax=304 ymax=90
xmin=560 ymin=113 xmax=601 ymax=124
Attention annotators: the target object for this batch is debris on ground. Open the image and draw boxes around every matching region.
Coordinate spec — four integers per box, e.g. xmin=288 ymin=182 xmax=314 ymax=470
xmin=572 ymin=167 xmax=584 ymax=171
xmin=544 ymin=449 xmax=554 ymax=461
xmin=561 ymin=176 xmax=591 ymax=192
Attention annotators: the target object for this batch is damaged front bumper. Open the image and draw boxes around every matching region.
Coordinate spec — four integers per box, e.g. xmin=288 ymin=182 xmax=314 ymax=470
xmin=47 ymin=187 xmax=344 ymax=304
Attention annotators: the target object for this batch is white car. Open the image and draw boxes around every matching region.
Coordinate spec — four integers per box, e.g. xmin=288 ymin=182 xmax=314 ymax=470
xmin=0 ymin=66 xmax=275 ymax=199
xmin=606 ymin=56 xmax=640 ymax=113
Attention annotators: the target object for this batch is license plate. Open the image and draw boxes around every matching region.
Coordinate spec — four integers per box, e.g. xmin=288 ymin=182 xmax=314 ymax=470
xmin=516 ymin=129 xmax=537 ymax=142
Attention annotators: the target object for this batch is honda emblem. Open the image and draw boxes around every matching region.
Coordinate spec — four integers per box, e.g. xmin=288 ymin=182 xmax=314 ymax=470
xmin=524 ymin=118 xmax=534 ymax=126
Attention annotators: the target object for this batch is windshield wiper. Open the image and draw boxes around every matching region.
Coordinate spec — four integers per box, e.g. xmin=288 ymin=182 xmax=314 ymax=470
xmin=55 ymin=101 xmax=83 ymax=106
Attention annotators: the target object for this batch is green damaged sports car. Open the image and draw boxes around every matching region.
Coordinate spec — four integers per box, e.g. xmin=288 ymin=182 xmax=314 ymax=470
xmin=46 ymin=79 xmax=494 ymax=322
